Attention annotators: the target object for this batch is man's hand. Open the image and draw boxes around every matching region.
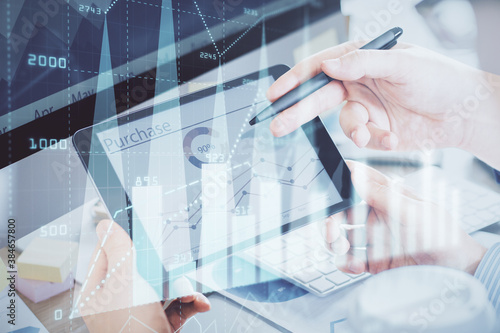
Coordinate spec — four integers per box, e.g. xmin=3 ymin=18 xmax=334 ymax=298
xmin=80 ymin=220 xmax=210 ymax=332
xmin=322 ymin=161 xmax=487 ymax=276
xmin=267 ymin=42 xmax=500 ymax=165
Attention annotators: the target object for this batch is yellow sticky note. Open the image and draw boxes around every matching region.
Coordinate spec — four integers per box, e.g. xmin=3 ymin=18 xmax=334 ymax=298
xmin=17 ymin=238 xmax=78 ymax=283
xmin=293 ymin=28 xmax=339 ymax=64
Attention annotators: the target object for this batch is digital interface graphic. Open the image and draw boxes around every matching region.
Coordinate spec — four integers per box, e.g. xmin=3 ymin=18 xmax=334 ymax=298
xmin=1 ymin=0 xmax=345 ymax=331
xmin=94 ymin=75 xmax=342 ymax=267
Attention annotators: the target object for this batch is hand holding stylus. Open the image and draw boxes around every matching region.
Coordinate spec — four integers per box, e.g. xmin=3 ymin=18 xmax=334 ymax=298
xmin=266 ymin=38 xmax=500 ymax=169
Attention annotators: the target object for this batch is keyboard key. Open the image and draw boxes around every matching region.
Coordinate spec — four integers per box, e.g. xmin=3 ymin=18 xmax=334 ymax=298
xmin=309 ymin=277 xmax=335 ymax=294
xmin=249 ymin=245 xmax=273 ymax=258
xmin=283 ymin=256 xmax=314 ymax=274
xmin=283 ymin=234 xmax=303 ymax=245
xmin=310 ymin=249 xmax=331 ymax=262
xmin=471 ymin=196 xmax=500 ymax=210
xmin=477 ymin=210 xmax=495 ymax=221
xmin=489 ymin=205 xmax=500 ymax=216
xmin=462 ymin=215 xmax=480 ymax=226
xmin=286 ymin=243 xmax=310 ymax=256
xmin=294 ymin=267 xmax=322 ymax=284
xmin=461 ymin=192 xmax=476 ymax=201
xmin=315 ymin=260 xmax=337 ymax=275
xmin=326 ymin=271 xmax=351 ymax=286
xmin=263 ymin=251 xmax=292 ymax=265
xmin=345 ymin=272 xmax=366 ymax=279
xmin=278 ymin=262 xmax=299 ymax=275
xmin=265 ymin=239 xmax=286 ymax=251
xmin=461 ymin=205 xmax=476 ymax=215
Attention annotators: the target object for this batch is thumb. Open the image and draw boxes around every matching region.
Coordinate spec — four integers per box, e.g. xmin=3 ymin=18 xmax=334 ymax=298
xmin=167 ymin=293 xmax=211 ymax=330
xmin=321 ymin=49 xmax=409 ymax=81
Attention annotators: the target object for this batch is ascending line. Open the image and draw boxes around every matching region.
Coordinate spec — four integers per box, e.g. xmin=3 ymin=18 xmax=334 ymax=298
xmin=191 ymin=0 xmax=303 ymax=57
xmin=307 ymin=168 xmax=325 ymax=187
xmin=113 ymin=205 xmax=133 ymax=219
xmin=104 ymin=0 xmax=120 ymax=14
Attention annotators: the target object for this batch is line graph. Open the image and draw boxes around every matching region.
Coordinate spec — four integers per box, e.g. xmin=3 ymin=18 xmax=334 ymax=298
xmin=154 ymin=107 xmax=333 ymax=260
xmin=193 ymin=1 xmax=221 ymax=56
xmin=190 ymin=0 xmax=308 ymax=57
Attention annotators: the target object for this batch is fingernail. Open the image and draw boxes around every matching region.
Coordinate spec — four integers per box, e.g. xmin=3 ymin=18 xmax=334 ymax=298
xmin=350 ymin=130 xmax=358 ymax=144
xmin=382 ymin=134 xmax=398 ymax=150
xmin=332 ymin=236 xmax=350 ymax=255
xmin=196 ymin=293 xmax=206 ymax=302
xmin=348 ymin=260 xmax=363 ymax=273
xmin=382 ymin=136 xmax=391 ymax=149
xmin=198 ymin=293 xmax=211 ymax=306
xmin=323 ymin=59 xmax=341 ymax=71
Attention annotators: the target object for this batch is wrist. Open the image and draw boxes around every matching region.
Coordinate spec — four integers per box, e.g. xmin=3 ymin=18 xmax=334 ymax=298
xmin=456 ymin=235 xmax=488 ymax=276
xmin=459 ymin=71 xmax=500 ymax=168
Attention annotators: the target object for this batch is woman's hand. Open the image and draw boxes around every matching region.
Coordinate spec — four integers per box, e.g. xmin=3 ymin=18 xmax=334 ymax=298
xmin=80 ymin=220 xmax=210 ymax=332
xmin=267 ymin=42 xmax=500 ymax=165
xmin=323 ymin=161 xmax=487 ymax=276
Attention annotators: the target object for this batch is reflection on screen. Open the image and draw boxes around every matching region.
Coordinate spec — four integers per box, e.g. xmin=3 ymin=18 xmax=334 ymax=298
xmin=95 ymin=76 xmax=342 ymax=269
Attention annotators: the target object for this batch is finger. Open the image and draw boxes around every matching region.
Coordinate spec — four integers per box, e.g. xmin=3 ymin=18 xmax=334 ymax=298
xmin=321 ymin=48 xmax=411 ymax=82
xmin=339 ymin=100 xmax=399 ymax=150
xmin=344 ymin=204 xmax=369 ymax=246
xmin=327 ymin=234 xmax=350 ymax=255
xmin=179 ymin=293 xmax=211 ymax=314
xmin=167 ymin=293 xmax=211 ymax=330
xmin=365 ymin=122 xmax=399 ymax=150
xmin=270 ymin=80 xmax=346 ymax=137
xmin=365 ymin=209 xmax=391 ymax=275
xmin=335 ymin=253 xmax=366 ymax=274
xmin=97 ymin=220 xmax=133 ymax=268
xmin=323 ymin=213 xmax=345 ymax=243
xmin=266 ymin=41 xmax=363 ymax=102
xmin=324 ymin=204 xmax=368 ymax=254
xmin=83 ymin=236 xmax=108 ymax=296
xmin=334 ymin=207 xmax=369 ymax=273
xmin=81 ymin=220 xmax=135 ymax=314
xmin=339 ymin=101 xmax=371 ymax=148
xmin=347 ymin=160 xmax=423 ymax=201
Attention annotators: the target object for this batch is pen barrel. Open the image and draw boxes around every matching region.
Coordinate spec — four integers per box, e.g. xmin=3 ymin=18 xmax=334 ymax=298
xmin=273 ymin=72 xmax=332 ymax=110
xmin=360 ymin=27 xmax=402 ymax=50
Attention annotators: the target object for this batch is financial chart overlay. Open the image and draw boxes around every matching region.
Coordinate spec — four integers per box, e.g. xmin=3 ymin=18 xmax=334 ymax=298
xmin=0 ymin=0 xmax=338 ymax=153
xmin=96 ymin=75 xmax=341 ymax=270
xmin=1 ymin=0 xmax=342 ymax=332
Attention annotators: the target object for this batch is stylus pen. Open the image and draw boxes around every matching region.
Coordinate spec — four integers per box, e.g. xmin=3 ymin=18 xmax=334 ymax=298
xmin=249 ymin=27 xmax=403 ymax=126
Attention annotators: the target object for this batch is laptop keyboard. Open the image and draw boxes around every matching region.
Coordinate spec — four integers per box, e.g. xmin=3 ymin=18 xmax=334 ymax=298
xmin=244 ymin=222 xmax=368 ymax=297
xmin=404 ymin=167 xmax=500 ymax=234
xmin=244 ymin=167 xmax=500 ymax=297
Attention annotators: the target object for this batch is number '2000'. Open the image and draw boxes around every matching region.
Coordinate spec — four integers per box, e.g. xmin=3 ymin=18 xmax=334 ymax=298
xmin=28 ymin=54 xmax=67 ymax=69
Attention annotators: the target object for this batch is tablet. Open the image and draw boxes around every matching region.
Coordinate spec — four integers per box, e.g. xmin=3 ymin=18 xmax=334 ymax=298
xmin=73 ymin=65 xmax=358 ymax=285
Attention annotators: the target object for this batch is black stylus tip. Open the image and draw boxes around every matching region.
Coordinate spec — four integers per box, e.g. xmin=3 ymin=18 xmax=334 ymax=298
xmin=249 ymin=117 xmax=257 ymax=126
xmin=392 ymin=27 xmax=403 ymax=38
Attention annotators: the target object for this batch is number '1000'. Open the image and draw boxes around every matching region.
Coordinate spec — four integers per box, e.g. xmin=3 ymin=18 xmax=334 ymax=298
xmin=29 ymin=138 xmax=68 ymax=150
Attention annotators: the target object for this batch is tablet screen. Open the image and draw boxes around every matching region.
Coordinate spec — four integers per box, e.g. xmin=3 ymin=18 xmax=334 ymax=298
xmin=75 ymin=67 xmax=353 ymax=273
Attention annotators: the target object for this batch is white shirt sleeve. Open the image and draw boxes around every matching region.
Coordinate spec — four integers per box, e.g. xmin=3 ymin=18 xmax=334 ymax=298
xmin=474 ymin=242 xmax=500 ymax=318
